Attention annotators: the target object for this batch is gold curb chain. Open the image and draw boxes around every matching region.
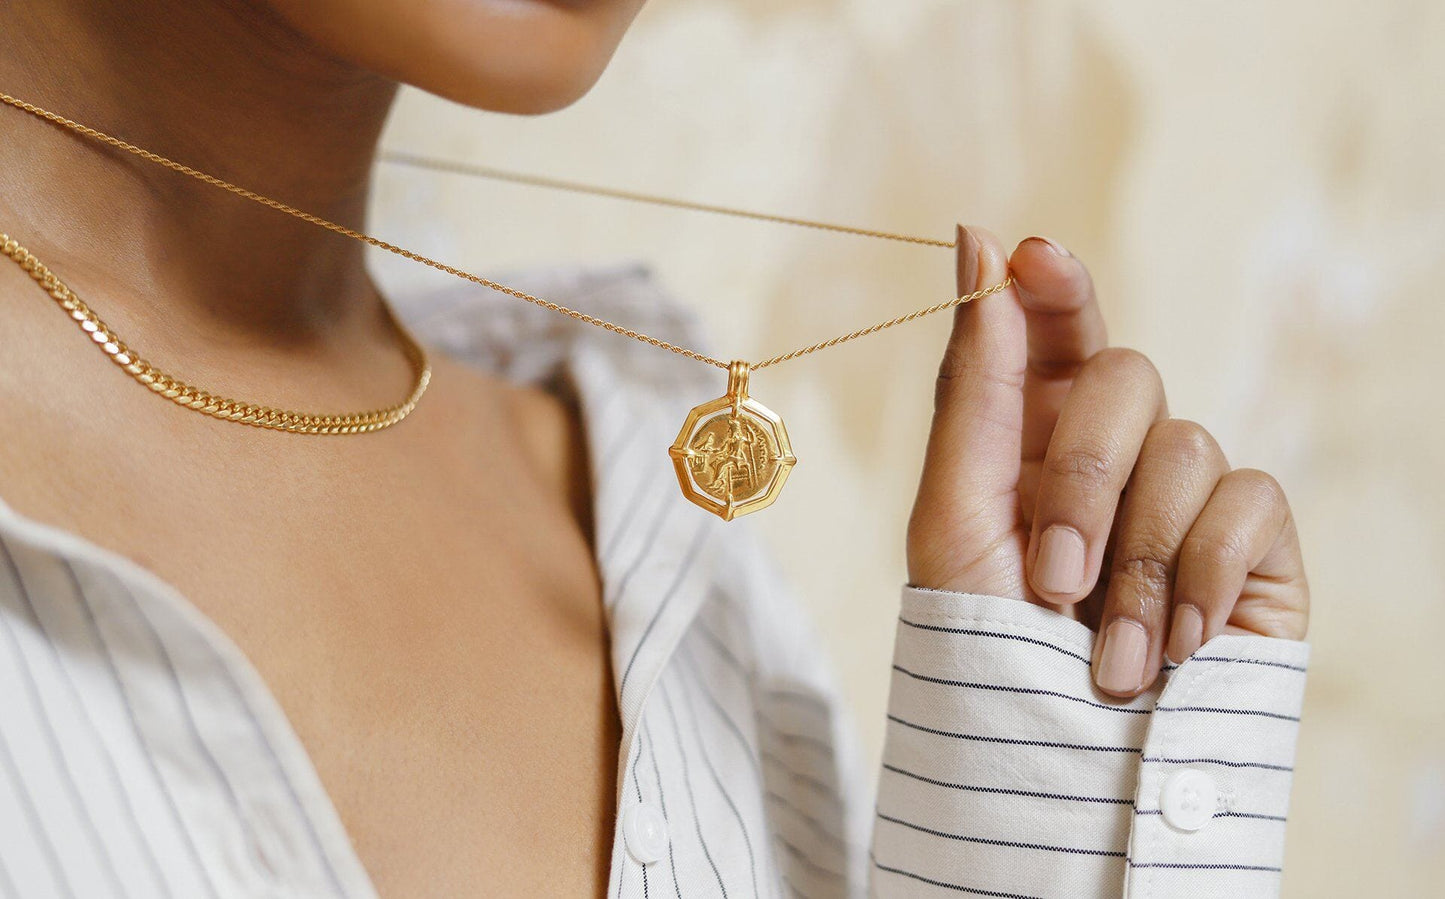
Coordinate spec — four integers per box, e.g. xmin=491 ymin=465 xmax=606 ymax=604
xmin=0 ymin=233 xmax=432 ymax=434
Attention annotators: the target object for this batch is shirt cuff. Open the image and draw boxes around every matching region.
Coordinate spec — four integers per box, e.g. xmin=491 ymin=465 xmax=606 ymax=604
xmin=869 ymin=583 xmax=1309 ymax=899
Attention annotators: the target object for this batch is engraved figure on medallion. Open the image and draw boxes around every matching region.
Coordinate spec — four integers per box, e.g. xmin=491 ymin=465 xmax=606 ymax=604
xmin=683 ymin=411 xmax=779 ymax=503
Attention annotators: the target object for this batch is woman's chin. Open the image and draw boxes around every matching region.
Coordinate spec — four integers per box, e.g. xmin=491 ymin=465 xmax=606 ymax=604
xmin=264 ymin=0 xmax=643 ymax=114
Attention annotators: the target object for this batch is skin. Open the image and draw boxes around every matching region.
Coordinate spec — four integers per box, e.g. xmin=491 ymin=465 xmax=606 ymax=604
xmin=908 ymin=229 xmax=1309 ymax=697
xmin=0 ymin=0 xmax=1308 ymax=896
xmin=0 ymin=1 xmax=644 ymax=896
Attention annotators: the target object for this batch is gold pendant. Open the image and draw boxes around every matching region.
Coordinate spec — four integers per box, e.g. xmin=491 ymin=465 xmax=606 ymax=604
xmin=669 ymin=361 xmax=797 ymax=521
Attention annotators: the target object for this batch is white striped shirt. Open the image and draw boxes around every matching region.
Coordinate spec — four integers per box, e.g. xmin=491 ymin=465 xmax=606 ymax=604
xmin=0 ymin=261 xmax=1310 ymax=898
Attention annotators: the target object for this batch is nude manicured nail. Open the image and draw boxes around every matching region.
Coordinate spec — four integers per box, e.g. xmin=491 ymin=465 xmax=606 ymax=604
xmin=1096 ymin=620 xmax=1148 ymax=693
xmin=1035 ymin=525 xmax=1086 ymax=595
xmin=1166 ymin=605 xmax=1204 ymax=664
xmin=1028 ymin=235 xmax=1071 ymax=257
xmin=958 ymin=225 xmax=981 ymax=290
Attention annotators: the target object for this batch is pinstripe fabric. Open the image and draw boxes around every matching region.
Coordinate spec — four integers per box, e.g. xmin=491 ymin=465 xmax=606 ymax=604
xmin=0 ymin=262 xmax=1309 ymax=898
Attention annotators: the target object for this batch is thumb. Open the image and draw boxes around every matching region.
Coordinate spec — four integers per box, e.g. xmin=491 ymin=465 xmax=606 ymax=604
xmin=906 ymin=225 xmax=1028 ymax=597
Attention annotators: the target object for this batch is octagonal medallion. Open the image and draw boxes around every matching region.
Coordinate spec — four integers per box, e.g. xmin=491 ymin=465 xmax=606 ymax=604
xmin=668 ymin=362 xmax=797 ymax=520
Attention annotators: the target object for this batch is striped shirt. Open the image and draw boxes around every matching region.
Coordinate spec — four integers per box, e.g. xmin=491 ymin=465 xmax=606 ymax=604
xmin=0 ymin=260 xmax=1310 ymax=898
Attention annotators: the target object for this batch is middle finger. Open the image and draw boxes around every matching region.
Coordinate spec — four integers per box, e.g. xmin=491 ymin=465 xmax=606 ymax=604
xmin=1026 ymin=347 xmax=1167 ymax=604
xmin=1010 ymin=237 xmax=1109 ymax=520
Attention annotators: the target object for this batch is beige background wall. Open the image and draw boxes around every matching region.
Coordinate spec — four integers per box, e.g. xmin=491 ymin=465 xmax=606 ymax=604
xmin=369 ymin=2 xmax=1445 ymax=894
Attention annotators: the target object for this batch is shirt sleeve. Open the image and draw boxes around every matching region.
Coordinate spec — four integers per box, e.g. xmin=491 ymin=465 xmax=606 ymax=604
xmin=867 ymin=583 xmax=1310 ymax=899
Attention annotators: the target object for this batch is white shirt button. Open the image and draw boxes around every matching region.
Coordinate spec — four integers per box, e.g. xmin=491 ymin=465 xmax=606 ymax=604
xmin=1160 ymin=768 xmax=1218 ymax=832
xmin=622 ymin=801 xmax=669 ymax=865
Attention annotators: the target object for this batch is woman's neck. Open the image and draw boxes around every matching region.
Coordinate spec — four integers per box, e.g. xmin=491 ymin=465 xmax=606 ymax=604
xmin=0 ymin=0 xmax=400 ymax=345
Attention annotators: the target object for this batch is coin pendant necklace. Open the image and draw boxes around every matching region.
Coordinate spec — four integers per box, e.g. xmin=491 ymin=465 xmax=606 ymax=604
xmin=0 ymin=91 xmax=1012 ymax=520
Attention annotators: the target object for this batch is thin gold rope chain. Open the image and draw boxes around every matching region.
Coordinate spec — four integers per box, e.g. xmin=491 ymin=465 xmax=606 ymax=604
xmin=377 ymin=150 xmax=957 ymax=248
xmin=0 ymin=91 xmax=1013 ymax=372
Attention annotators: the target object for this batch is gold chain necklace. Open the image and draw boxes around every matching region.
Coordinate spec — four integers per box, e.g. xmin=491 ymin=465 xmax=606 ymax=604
xmin=0 ymin=234 xmax=431 ymax=434
xmin=0 ymin=92 xmax=1012 ymax=518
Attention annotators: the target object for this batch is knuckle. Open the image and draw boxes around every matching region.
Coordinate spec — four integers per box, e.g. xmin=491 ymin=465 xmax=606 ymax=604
xmin=933 ymin=351 xmax=1023 ymax=415
xmin=1181 ymin=531 xmax=1247 ymax=572
xmin=1044 ymin=442 xmax=1115 ymax=492
xmin=1232 ymin=467 xmax=1288 ymax=509
xmin=932 ymin=343 xmax=973 ymax=410
xmin=1115 ymin=545 xmax=1175 ymax=596
xmin=935 ymin=341 xmax=967 ymax=386
xmin=1086 ymin=346 xmax=1161 ymax=392
xmin=932 ymin=371 xmax=952 ymax=413
xmin=1145 ymin=418 xmax=1221 ymax=468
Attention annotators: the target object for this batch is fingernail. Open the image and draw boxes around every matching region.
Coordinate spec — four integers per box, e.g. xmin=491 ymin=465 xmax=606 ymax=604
xmin=1097 ymin=619 xmax=1148 ymax=693
xmin=1027 ymin=235 xmax=1071 ymax=257
xmin=958 ymin=225 xmax=981 ymax=291
xmin=1166 ymin=604 xmax=1204 ymax=664
xmin=1035 ymin=525 xmax=1087 ymax=595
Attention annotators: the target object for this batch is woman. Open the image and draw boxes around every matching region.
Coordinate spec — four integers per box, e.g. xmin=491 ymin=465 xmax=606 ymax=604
xmin=0 ymin=1 xmax=1309 ymax=897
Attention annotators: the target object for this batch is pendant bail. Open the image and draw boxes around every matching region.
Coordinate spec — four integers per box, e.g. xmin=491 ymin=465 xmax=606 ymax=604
xmin=726 ymin=360 xmax=750 ymax=401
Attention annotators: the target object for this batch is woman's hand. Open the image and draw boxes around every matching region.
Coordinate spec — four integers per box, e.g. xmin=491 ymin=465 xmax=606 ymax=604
xmin=906 ymin=226 xmax=1309 ymax=698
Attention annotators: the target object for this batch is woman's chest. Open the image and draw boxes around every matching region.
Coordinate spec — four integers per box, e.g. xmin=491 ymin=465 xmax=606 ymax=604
xmin=203 ymin=464 xmax=617 ymax=897
xmin=136 ymin=473 xmax=617 ymax=896
xmin=224 ymin=501 xmax=619 ymax=898
xmin=0 ymin=372 xmax=622 ymax=897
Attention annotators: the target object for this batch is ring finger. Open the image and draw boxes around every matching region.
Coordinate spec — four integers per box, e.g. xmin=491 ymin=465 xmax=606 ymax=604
xmin=1092 ymin=419 xmax=1229 ymax=696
